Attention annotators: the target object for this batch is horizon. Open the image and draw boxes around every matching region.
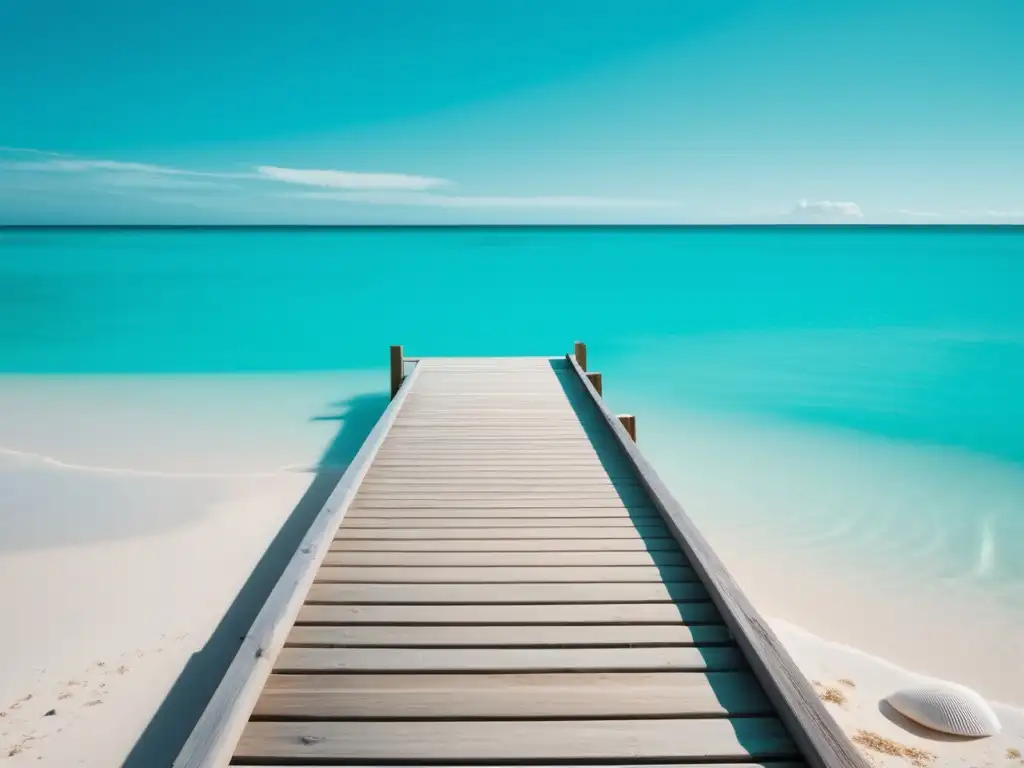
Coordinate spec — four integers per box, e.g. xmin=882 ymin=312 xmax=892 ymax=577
xmin=4 ymin=223 xmax=1024 ymax=230
xmin=2 ymin=1 xmax=1022 ymax=225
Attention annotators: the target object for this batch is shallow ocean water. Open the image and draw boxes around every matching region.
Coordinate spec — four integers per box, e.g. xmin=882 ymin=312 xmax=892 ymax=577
xmin=2 ymin=226 xmax=1023 ymax=697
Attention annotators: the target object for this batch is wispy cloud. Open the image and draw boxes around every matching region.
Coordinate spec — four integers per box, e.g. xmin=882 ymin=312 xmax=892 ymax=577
xmin=896 ymin=209 xmax=941 ymax=219
xmin=3 ymin=147 xmax=679 ymax=214
xmin=787 ymin=199 xmax=864 ymax=222
xmin=290 ymin=191 xmax=678 ymax=209
xmin=881 ymin=208 xmax=1024 ymax=223
xmin=1 ymin=151 xmax=448 ymax=192
xmin=973 ymin=209 xmax=1024 ymax=221
xmin=890 ymin=208 xmax=1024 ymax=223
xmin=4 ymin=158 xmax=195 ymax=175
xmin=256 ymin=165 xmax=449 ymax=191
xmin=0 ymin=149 xmax=248 ymax=180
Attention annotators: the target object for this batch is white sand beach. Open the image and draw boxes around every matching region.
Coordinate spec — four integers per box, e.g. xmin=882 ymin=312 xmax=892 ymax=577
xmin=633 ymin=403 xmax=1024 ymax=700
xmin=1 ymin=373 xmax=1022 ymax=766
xmin=772 ymin=621 xmax=1024 ymax=767
xmin=0 ymin=373 xmax=385 ymax=765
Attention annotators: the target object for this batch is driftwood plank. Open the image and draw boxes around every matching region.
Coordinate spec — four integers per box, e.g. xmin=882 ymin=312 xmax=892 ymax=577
xmin=372 ymin=450 xmax=615 ymax=457
xmin=385 ymin=431 xmax=598 ymax=436
xmin=368 ymin=460 xmax=618 ymax=467
xmin=313 ymin=565 xmax=696 ymax=583
xmin=273 ymin=645 xmax=746 ymax=673
xmin=319 ymin=549 xmax=687 ymax=567
xmin=341 ymin=516 xmax=661 ymax=527
xmin=335 ymin=526 xmax=666 ymax=539
xmin=368 ymin=460 xmax=626 ymax=466
xmin=285 ymin=623 xmax=730 ymax=648
xmin=357 ymin=477 xmax=640 ymax=487
xmin=344 ymin=506 xmax=657 ymax=519
xmin=361 ymin=471 xmax=638 ymax=481
xmin=296 ymin=602 xmax=722 ymax=625
xmin=349 ymin=499 xmax=650 ymax=510
xmin=329 ymin=537 xmax=680 ymax=552
xmin=354 ymin=484 xmax=644 ymax=495
xmin=240 ymin=762 xmax=804 ymax=768
xmin=253 ymin=670 xmax=770 ymax=719
xmin=304 ymin=581 xmax=709 ymax=604
xmin=234 ymin=718 xmax=798 ymax=762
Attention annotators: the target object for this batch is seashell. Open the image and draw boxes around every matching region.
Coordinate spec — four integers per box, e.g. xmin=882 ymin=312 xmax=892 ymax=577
xmin=887 ymin=683 xmax=1001 ymax=737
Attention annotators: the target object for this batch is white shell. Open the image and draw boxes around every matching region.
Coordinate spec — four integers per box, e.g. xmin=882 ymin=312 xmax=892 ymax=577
xmin=887 ymin=683 xmax=1001 ymax=737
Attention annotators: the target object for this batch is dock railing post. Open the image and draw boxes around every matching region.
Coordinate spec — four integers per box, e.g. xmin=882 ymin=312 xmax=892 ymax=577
xmin=390 ymin=345 xmax=404 ymax=399
xmin=618 ymin=414 xmax=636 ymax=441
xmin=586 ymin=371 xmax=602 ymax=396
xmin=573 ymin=341 xmax=587 ymax=371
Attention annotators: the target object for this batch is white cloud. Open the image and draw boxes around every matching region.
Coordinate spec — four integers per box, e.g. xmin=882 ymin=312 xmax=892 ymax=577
xmin=257 ymin=166 xmax=449 ymax=191
xmin=93 ymin=172 xmax=239 ymax=190
xmin=290 ymin=191 xmax=677 ymax=209
xmin=0 ymin=148 xmax=253 ymax=185
xmin=788 ymin=199 xmax=864 ymax=221
xmin=896 ymin=209 xmax=941 ymax=219
xmin=1 ymin=150 xmax=443 ymax=191
xmin=3 ymin=148 xmax=676 ymax=212
xmin=3 ymin=158 xmax=188 ymax=174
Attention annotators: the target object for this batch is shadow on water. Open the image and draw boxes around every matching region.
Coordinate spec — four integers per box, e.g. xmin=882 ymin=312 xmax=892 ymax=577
xmin=121 ymin=391 xmax=389 ymax=768
xmin=550 ymin=358 xmax=769 ymax=756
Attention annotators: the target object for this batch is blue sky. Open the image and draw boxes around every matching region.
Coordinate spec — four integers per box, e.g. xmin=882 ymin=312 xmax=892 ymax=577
xmin=1 ymin=0 xmax=1022 ymax=224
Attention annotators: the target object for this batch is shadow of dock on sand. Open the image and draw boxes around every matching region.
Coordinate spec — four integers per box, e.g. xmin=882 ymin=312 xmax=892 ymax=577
xmin=121 ymin=391 xmax=389 ymax=768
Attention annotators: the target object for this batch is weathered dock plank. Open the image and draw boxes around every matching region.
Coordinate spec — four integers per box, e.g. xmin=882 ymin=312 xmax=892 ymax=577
xmin=344 ymin=505 xmax=659 ymax=519
xmin=272 ymin=645 xmax=747 ymax=673
xmin=319 ymin=549 xmax=688 ymax=566
xmin=252 ymin=670 xmax=771 ymax=719
xmin=335 ymin=525 xmax=669 ymax=539
xmin=312 ymin=564 xmax=696 ymax=583
xmin=328 ymin=536 xmax=681 ymax=551
xmin=283 ymin=623 xmax=728 ymax=647
xmin=304 ymin=581 xmax=709 ymax=603
xmin=295 ymin=602 xmax=723 ymax=625
xmin=233 ymin=718 xmax=799 ymax=763
xmin=339 ymin=515 xmax=663 ymax=526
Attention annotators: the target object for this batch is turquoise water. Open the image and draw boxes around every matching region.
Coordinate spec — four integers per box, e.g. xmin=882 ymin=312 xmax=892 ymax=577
xmin=4 ymin=227 xmax=1023 ymax=460
xmin=3 ymin=228 xmax=1024 ymax=649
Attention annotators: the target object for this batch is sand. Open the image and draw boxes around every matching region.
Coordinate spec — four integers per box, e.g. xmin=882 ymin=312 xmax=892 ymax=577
xmin=0 ymin=373 xmax=385 ymax=765
xmin=0 ymin=485 xmax=307 ymax=764
xmin=1 ymin=373 xmax=1022 ymax=766
xmin=633 ymin=404 xmax=1024 ymax=703
xmin=773 ymin=620 xmax=1024 ymax=767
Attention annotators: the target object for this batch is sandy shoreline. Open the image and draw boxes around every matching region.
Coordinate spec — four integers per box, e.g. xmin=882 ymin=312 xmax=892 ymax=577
xmin=0 ymin=373 xmax=385 ymax=764
xmin=635 ymin=403 xmax=1024 ymax=704
xmin=2 ymin=374 xmax=1022 ymax=765
xmin=772 ymin=620 xmax=1024 ymax=767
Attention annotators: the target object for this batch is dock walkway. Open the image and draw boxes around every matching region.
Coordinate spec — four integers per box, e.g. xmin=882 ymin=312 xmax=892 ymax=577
xmin=176 ymin=346 xmax=867 ymax=768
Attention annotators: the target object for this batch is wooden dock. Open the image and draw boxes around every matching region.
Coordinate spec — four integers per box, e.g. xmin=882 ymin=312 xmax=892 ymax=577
xmin=176 ymin=345 xmax=867 ymax=768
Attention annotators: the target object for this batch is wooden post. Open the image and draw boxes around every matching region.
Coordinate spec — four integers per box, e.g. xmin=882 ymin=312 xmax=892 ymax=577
xmin=586 ymin=371 xmax=602 ymax=396
xmin=574 ymin=341 xmax=587 ymax=372
xmin=390 ymin=345 xmax=403 ymax=399
xmin=618 ymin=414 xmax=636 ymax=442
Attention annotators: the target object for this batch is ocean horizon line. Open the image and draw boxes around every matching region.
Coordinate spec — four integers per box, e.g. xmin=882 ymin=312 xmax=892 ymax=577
xmin=2 ymin=223 xmax=1024 ymax=231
